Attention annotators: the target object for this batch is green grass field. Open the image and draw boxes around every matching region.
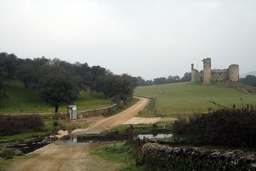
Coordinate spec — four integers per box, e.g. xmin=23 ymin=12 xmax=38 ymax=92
xmin=0 ymin=80 xmax=113 ymax=114
xmin=134 ymin=82 xmax=256 ymax=117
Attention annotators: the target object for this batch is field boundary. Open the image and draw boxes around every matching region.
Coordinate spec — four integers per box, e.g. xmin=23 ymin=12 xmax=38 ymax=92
xmin=3 ymin=104 xmax=118 ymax=120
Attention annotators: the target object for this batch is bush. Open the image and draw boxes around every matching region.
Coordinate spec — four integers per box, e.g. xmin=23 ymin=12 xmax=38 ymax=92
xmin=5 ymin=155 xmax=14 ymax=160
xmin=173 ymin=104 xmax=256 ymax=148
xmin=0 ymin=114 xmax=44 ymax=136
xmin=53 ymin=121 xmax=58 ymax=127
xmin=16 ymin=152 xmax=25 ymax=156
xmin=0 ymin=148 xmax=15 ymax=158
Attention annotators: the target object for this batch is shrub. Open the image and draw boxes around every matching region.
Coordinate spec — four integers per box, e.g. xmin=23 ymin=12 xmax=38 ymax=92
xmin=53 ymin=121 xmax=58 ymax=127
xmin=16 ymin=152 xmax=25 ymax=156
xmin=0 ymin=148 xmax=15 ymax=158
xmin=0 ymin=114 xmax=44 ymax=136
xmin=5 ymin=155 xmax=14 ymax=160
xmin=173 ymin=104 xmax=256 ymax=148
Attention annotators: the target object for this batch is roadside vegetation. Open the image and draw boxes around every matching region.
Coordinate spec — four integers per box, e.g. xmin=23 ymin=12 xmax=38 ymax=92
xmin=0 ymin=117 xmax=88 ymax=144
xmin=0 ymin=114 xmax=43 ymax=136
xmin=93 ymin=142 xmax=143 ymax=171
xmin=172 ymin=103 xmax=256 ymax=148
xmin=109 ymin=122 xmax=172 ymax=135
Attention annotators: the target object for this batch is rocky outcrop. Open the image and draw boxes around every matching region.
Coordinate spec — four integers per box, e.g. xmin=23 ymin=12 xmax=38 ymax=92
xmin=142 ymin=143 xmax=256 ymax=171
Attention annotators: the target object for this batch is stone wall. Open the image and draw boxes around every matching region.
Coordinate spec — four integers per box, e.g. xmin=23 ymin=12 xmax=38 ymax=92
xmin=191 ymin=64 xmax=201 ymax=82
xmin=41 ymin=104 xmax=117 ymax=119
xmin=78 ymin=104 xmax=117 ymax=118
xmin=211 ymin=69 xmax=229 ymax=81
xmin=142 ymin=143 xmax=256 ymax=171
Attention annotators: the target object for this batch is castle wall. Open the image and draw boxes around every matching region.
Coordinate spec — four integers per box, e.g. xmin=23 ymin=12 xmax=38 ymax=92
xmin=191 ymin=58 xmax=239 ymax=84
xmin=211 ymin=69 xmax=228 ymax=81
xmin=191 ymin=64 xmax=200 ymax=82
xmin=229 ymin=64 xmax=239 ymax=81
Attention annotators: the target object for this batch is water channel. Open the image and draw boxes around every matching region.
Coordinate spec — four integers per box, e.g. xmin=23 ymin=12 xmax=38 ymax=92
xmin=6 ymin=133 xmax=173 ymax=154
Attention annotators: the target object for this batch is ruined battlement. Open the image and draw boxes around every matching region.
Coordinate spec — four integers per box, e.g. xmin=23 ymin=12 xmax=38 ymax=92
xmin=191 ymin=58 xmax=239 ymax=84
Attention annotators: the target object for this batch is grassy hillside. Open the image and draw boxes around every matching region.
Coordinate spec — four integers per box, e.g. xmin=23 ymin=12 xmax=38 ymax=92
xmin=0 ymin=80 xmax=113 ymax=114
xmin=134 ymin=81 xmax=256 ymax=117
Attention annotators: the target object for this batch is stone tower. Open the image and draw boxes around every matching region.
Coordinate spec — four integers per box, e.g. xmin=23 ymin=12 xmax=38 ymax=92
xmin=191 ymin=64 xmax=195 ymax=82
xmin=228 ymin=64 xmax=239 ymax=81
xmin=191 ymin=63 xmax=200 ymax=82
xmin=202 ymin=58 xmax=211 ymax=84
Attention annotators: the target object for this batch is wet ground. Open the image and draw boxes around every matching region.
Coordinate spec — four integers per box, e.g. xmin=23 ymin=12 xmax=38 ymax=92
xmin=6 ymin=136 xmax=56 ymax=154
xmin=6 ymin=132 xmax=173 ymax=154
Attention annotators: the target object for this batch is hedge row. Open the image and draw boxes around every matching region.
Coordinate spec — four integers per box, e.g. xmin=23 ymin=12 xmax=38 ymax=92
xmin=0 ymin=114 xmax=44 ymax=136
xmin=173 ymin=104 xmax=256 ymax=148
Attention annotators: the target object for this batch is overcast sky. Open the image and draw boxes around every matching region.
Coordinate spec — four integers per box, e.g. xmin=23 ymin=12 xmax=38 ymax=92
xmin=0 ymin=0 xmax=255 ymax=80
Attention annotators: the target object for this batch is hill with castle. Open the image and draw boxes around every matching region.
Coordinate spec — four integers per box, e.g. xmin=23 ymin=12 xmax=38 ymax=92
xmin=191 ymin=58 xmax=239 ymax=84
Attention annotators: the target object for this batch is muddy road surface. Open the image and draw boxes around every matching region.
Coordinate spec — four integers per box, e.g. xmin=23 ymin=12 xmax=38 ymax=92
xmin=7 ymin=97 xmax=149 ymax=171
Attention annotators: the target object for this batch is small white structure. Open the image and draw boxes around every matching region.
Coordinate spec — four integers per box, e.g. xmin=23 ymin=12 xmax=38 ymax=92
xmin=66 ymin=105 xmax=77 ymax=119
xmin=70 ymin=134 xmax=77 ymax=142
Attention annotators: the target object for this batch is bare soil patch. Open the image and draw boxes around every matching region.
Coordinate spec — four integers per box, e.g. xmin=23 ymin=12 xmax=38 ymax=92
xmin=122 ymin=117 xmax=161 ymax=124
xmin=159 ymin=117 xmax=177 ymax=123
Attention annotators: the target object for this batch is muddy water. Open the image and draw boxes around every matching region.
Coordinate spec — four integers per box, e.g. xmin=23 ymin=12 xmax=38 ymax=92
xmin=68 ymin=133 xmax=173 ymax=143
xmin=6 ymin=137 xmax=55 ymax=154
xmin=69 ymin=133 xmax=127 ymax=143
xmin=6 ymin=133 xmax=173 ymax=154
xmin=138 ymin=134 xmax=173 ymax=139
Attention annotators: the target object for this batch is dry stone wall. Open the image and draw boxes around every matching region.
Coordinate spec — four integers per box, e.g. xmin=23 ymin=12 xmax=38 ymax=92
xmin=142 ymin=143 xmax=256 ymax=171
xmin=41 ymin=104 xmax=117 ymax=119
xmin=78 ymin=104 xmax=117 ymax=118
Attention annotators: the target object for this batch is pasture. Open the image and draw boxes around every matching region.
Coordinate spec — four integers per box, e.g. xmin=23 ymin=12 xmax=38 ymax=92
xmin=0 ymin=80 xmax=113 ymax=114
xmin=134 ymin=81 xmax=256 ymax=117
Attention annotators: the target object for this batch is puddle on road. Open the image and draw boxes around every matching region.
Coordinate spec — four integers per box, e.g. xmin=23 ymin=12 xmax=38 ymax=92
xmin=6 ymin=137 xmax=55 ymax=154
xmin=69 ymin=133 xmax=127 ymax=143
xmin=68 ymin=133 xmax=173 ymax=143
xmin=137 ymin=134 xmax=173 ymax=139
xmin=6 ymin=133 xmax=173 ymax=154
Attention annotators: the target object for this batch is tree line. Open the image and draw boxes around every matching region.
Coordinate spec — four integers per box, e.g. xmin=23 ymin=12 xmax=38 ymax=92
xmin=135 ymin=72 xmax=256 ymax=87
xmin=239 ymin=75 xmax=256 ymax=87
xmin=135 ymin=72 xmax=191 ymax=86
xmin=0 ymin=52 xmax=136 ymax=113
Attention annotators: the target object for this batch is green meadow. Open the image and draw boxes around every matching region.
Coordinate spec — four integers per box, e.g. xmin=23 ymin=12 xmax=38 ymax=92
xmin=1 ymin=80 xmax=255 ymax=116
xmin=134 ymin=82 xmax=256 ymax=117
xmin=0 ymin=80 xmax=113 ymax=114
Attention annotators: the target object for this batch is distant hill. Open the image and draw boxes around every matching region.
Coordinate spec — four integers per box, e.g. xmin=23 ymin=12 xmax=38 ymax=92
xmin=240 ymin=71 xmax=256 ymax=78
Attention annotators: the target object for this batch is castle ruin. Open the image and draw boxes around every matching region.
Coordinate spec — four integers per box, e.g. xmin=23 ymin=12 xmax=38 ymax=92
xmin=191 ymin=58 xmax=239 ymax=84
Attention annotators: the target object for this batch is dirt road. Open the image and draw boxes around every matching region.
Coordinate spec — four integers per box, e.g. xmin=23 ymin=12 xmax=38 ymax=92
xmin=7 ymin=97 xmax=149 ymax=171
xmin=72 ymin=97 xmax=149 ymax=134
